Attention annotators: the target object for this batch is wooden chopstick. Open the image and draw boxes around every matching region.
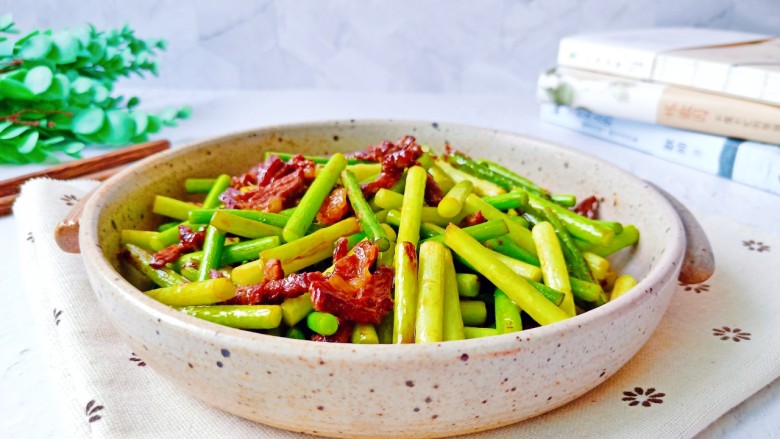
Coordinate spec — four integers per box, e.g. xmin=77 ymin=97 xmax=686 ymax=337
xmin=0 ymin=139 xmax=170 ymax=216
xmin=0 ymin=164 xmax=129 ymax=216
xmin=0 ymin=139 xmax=170 ymax=198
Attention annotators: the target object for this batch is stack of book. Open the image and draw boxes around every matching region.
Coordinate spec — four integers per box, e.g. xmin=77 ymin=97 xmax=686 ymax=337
xmin=537 ymin=27 xmax=780 ymax=196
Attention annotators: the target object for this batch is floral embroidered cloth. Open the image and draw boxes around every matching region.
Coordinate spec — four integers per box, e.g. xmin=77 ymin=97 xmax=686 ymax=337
xmin=14 ymin=179 xmax=780 ymax=438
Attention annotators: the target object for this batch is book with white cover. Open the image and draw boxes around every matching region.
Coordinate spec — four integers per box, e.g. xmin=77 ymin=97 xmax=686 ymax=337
xmin=557 ymin=28 xmax=780 ymax=105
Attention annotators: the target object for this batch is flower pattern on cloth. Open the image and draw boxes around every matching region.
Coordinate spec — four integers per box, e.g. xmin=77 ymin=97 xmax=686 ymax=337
xmin=129 ymin=352 xmax=147 ymax=367
xmin=85 ymin=400 xmax=104 ymax=423
xmin=622 ymin=387 xmax=666 ymax=407
xmin=680 ymin=282 xmax=710 ymax=293
xmin=742 ymin=239 xmax=770 ymax=252
xmin=60 ymin=194 xmax=79 ymax=206
xmin=712 ymin=327 xmax=751 ymax=342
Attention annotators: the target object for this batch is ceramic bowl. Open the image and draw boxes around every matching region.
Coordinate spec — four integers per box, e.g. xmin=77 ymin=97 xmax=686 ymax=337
xmin=80 ymin=120 xmax=685 ymax=438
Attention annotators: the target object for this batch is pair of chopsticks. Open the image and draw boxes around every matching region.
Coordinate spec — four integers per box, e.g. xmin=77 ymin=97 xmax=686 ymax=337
xmin=0 ymin=139 xmax=170 ymax=216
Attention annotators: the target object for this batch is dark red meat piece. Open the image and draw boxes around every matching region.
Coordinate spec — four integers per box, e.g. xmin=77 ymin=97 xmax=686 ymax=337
xmin=149 ymin=225 xmax=205 ymax=268
xmin=310 ymin=241 xmax=395 ymax=324
xmin=221 ymin=154 xmax=317 ymax=212
xmin=332 ymin=237 xmax=350 ymax=262
xmin=311 ymin=320 xmax=355 ymax=343
xmin=227 ymin=240 xmax=394 ymax=321
xmin=316 ymin=187 xmax=350 ymax=225
xmin=263 ymin=258 xmax=284 ymax=281
xmin=460 ymin=210 xmax=486 ymax=228
xmin=424 ymin=174 xmax=444 ymax=207
xmin=360 ymin=136 xmax=424 ymax=196
xmin=310 ymin=266 xmax=394 ymax=325
xmin=574 ymin=195 xmax=600 ymax=219
xmin=231 ymin=271 xmax=325 ymax=305
xmin=220 ymin=169 xmax=308 ymax=212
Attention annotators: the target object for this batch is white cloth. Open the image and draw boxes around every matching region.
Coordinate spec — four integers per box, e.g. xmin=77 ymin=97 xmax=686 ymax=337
xmin=14 ymin=178 xmax=780 ymax=439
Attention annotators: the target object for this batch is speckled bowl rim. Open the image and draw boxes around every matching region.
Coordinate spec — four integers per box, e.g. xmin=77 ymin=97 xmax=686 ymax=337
xmin=80 ymin=119 xmax=686 ymax=362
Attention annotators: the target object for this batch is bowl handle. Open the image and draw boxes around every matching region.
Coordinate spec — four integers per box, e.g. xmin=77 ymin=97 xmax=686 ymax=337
xmin=54 ymin=186 xmax=99 ymax=254
xmin=648 ymin=183 xmax=715 ymax=285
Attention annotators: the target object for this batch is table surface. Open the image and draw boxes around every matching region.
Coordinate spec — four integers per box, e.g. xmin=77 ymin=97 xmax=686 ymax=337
xmin=1 ymin=89 xmax=778 ymax=438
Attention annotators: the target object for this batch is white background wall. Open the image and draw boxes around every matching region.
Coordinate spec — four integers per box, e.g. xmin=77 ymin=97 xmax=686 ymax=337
xmin=4 ymin=0 xmax=780 ymax=94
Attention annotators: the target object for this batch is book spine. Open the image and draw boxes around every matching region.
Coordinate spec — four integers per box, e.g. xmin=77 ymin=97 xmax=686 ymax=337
xmin=539 ymin=104 xmax=780 ymax=196
xmin=537 ymin=68 xmax=780 ymax=145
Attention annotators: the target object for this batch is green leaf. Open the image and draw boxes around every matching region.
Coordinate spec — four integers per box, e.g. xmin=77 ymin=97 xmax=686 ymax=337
xmin=5 ymin=68 xmax=27 ymax=81
xmin=51 ymin=31 xmax=80 ymax=63
xmin=49 ymin=111 xmax=73 ymax=130
xmin=40 ymin=73 xmax=70 ymax=101
xmin=0 ymin=14 xmax=14 ymax=32
xmin=146 ymin=114 xmax=161 ymax=134
xmin=105 ymin=110 xmax=135 ymax=144
xmin=17 ymin=130 xmax=39 ymax=154
xmin=70 ymin=76 xmax=93 ymax=94
xmin=40 ymin=135 xmax=66 ymax=146
xmin=92 ymin=83 xmax=109 ymax=103
xmin=129 ymin=111 xmax=147 ymax=136
xmin=62 ymin=140 xmax=85 ymax=155
xmin=0 ymin=143 xmax=24 ymax=164
xmin=23 ymin=145 xmax=49 ymax=163
xmin=126 ymin=96 xmax=140 ymax=108
xmin=71 ymin=27 xmax=90 ymax=47
xmin=69 ymin=77 xmax=95 ymax=105
xmin=18 ymin=34 xmax=52 ymax=59
xmin=176 ymin=106 xmax=192 ymax=119
xmin=0 ymin=38 xmax=13 ymax=56
xmin=72 ymin=106 xmax=105 ymax=135
xmin=158 ymin=108 xmax=179 ymax=126
xmin=87 ymin=37 xmax=106 ymax=60
xmin=0 ymin=78 xmax=34 ymax=100
xmin=24 ymin=65 xmax=54 ymax=94
xmin=15 ymin=29 xmax=39 ymax=47
xmin=0 ymin=124 xmax=29 ymax=140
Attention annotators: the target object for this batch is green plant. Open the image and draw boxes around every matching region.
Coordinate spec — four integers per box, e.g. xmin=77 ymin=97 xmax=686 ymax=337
xmin=0 ymin=14 xmax=189 ymax=164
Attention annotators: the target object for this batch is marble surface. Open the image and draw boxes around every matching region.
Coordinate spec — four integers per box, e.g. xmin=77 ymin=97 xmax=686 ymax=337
xmin=2 ymin=0 xmax=779 ymax=94
xmin=0 ymin=88 xmax=779 ymax=438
